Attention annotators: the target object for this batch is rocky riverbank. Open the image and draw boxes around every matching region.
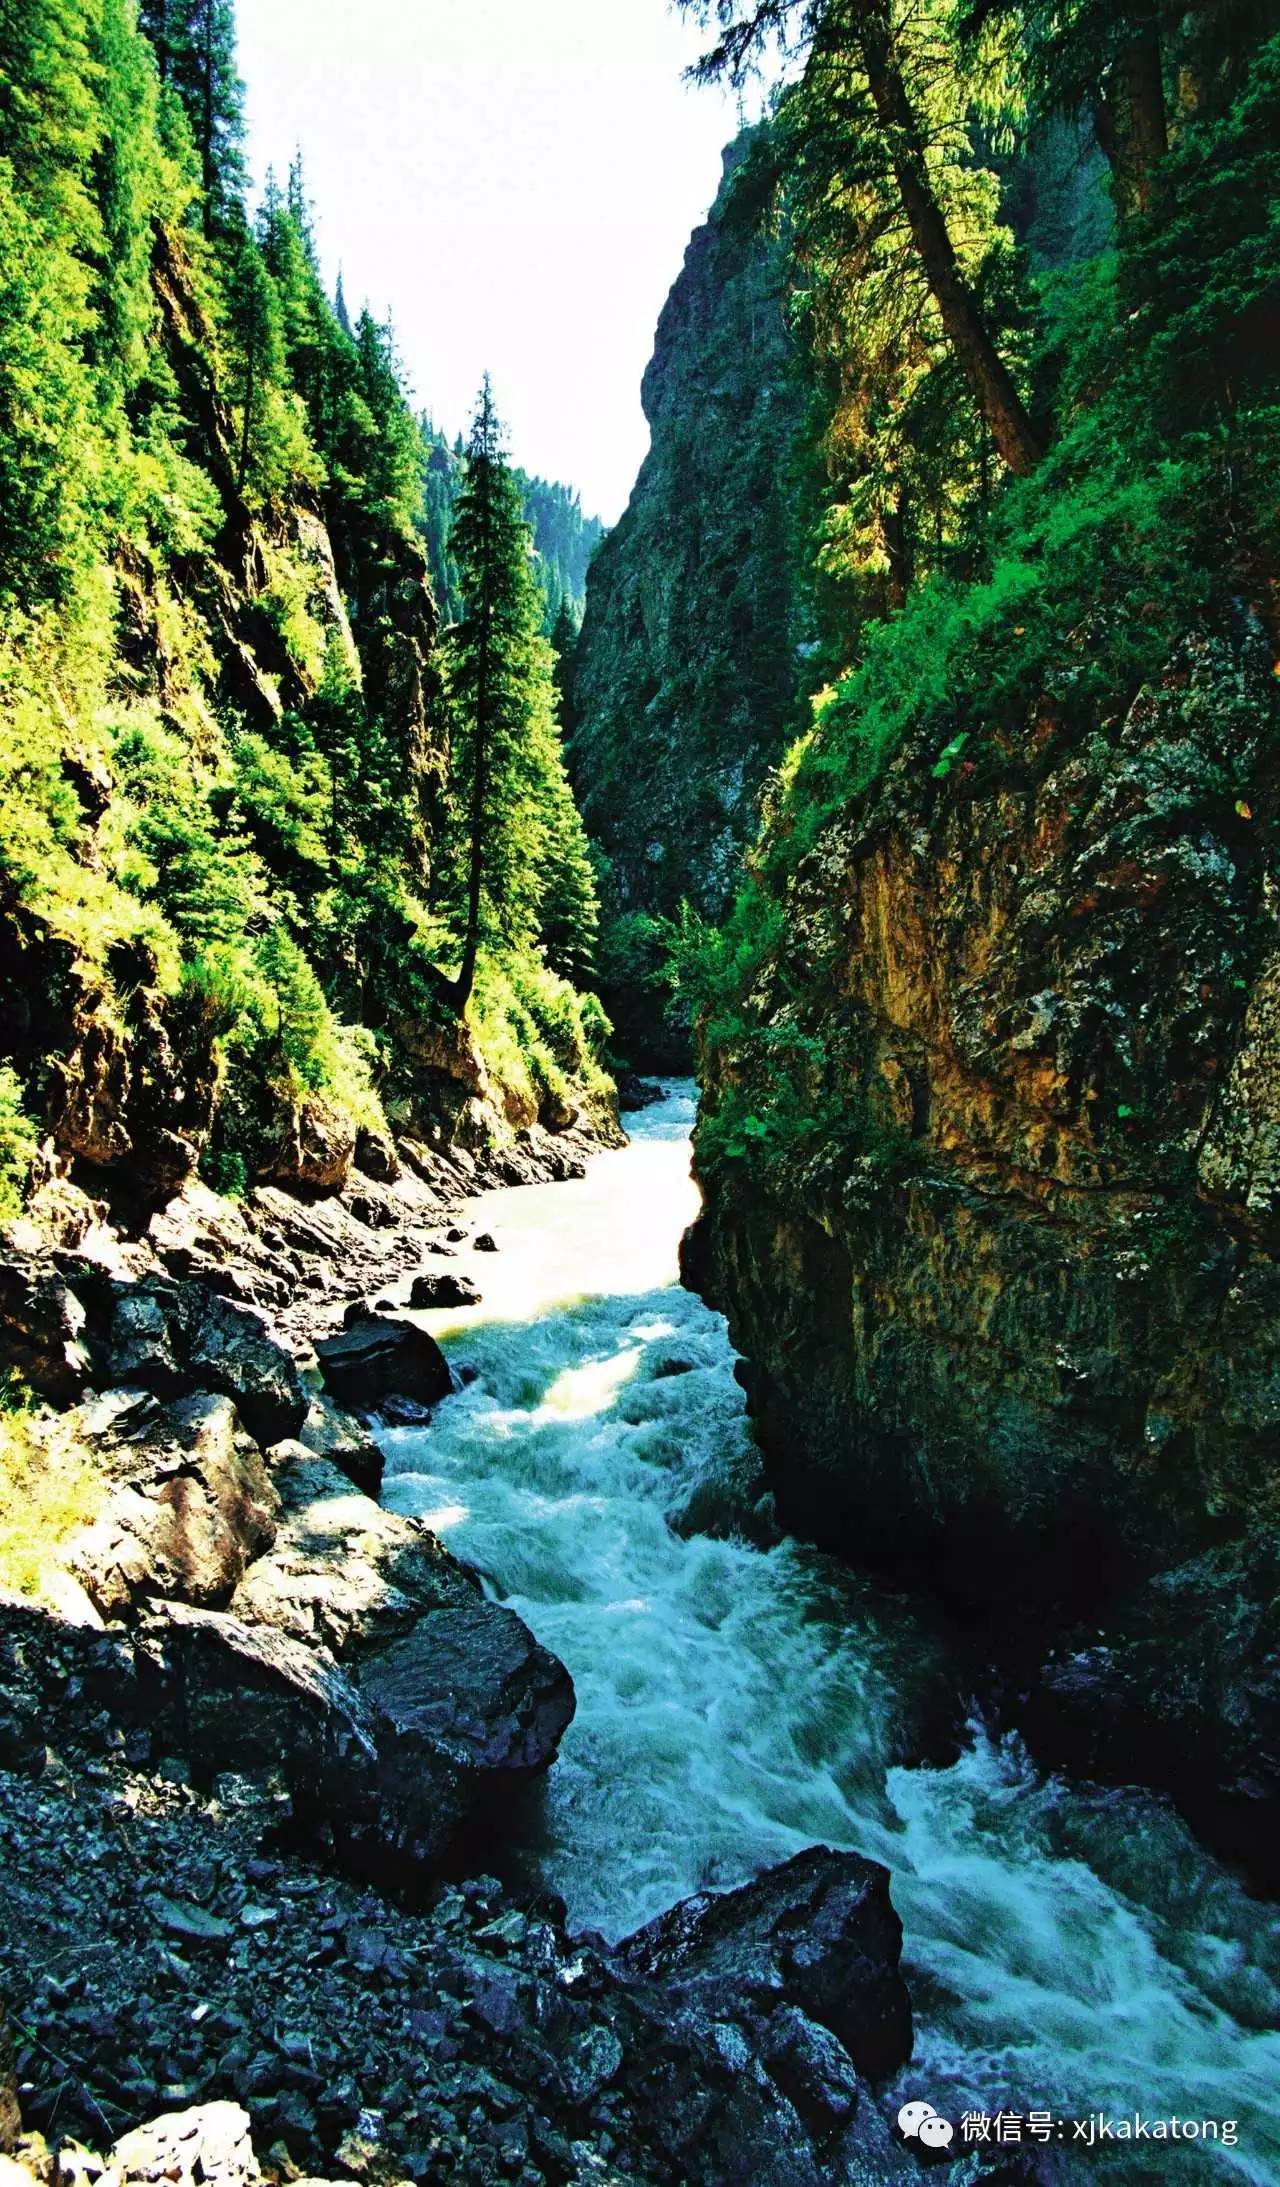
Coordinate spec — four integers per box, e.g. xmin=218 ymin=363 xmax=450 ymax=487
xmin=1 ymin=1095 xmax=987 ymax=2187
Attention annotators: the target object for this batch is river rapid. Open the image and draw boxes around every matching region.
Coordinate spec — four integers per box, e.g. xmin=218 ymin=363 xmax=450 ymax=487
xmin=382 ymin=1085 xmax=1280 ymax=2182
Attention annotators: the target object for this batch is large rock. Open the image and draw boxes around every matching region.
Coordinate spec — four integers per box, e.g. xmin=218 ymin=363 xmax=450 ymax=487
xmin=104 ymin=1282 xmax=306 ymax=1446
xmin=92 ymin=1449 xmax=578 ymax=1869
xmin=0 ymin=1259 xmax=92 ymax=1404
xmin=120 ymin=1601 xmax=381 ymax=1822
xmin=361 ymin=1600 xmax=575 ymax=1779
xmin=616 ymin=1846 xmax=912 ymax=2084
xmin=72 ymin=1394 xmax=280 ymax=1617
xmin=296 ymin=1393 xmax=383 ymax=1497
xmin=314 ymin=1315 xmax=451 ymax=1414
xmin=1027 ymin=1528 xmax=1280 ymax=1885
xmin=408 ymin=1270 xmax=481 ymax=1308
xmin=106 ymin=2104 xmax=261 ymax=2187
xmin=258 ymin=1093 xmax=356 ymax=1194
xmin=231 ymin=1448 xmax=466 ymax=1656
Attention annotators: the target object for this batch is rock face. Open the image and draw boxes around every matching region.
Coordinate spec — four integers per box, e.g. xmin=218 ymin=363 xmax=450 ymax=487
xmin=571 ymin=127 xmax=821 ymax=1060
xmin=690 ymin=622 xmax=1280 ymax=1612
xmin=688 ymin=617 xmax=1280 ymax=1865
xmin=72 ymin=1394 xmax=280 ymax=1617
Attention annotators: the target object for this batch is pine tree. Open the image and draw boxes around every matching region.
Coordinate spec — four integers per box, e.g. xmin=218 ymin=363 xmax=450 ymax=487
xmin=549 ymin=599 xmax=580 ymax=746
xmin=440 ymin=379 xmax=597 ymax=1009
xmin=334 ymin=269 xmax=352 ymax=336
xmin=680 ymin=0 xmax=1043 ymax=475
xmin=137 ymin=0 xmax=245 ymax=230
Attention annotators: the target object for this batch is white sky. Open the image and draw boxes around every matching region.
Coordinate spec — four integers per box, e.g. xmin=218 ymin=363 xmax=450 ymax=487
xmin=239 ymin=0 xmax=742 ymax=524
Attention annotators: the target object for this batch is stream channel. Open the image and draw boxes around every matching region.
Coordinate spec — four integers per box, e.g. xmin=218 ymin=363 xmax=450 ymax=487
xmin=381 ymin=1085 xmax=1280 ymax=2181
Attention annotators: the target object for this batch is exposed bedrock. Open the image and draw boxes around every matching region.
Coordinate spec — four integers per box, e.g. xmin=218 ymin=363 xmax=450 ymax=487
xmin=687 ymin=618 xmax=1280 ymax=1859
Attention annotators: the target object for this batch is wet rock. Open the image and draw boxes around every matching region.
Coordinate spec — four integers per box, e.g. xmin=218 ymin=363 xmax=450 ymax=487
xmin=296 ymin=1397 xmax=383 ymax=1500
xmin=360 ymin=1599 xmax=576 ymax=1781
xmin=313 ymin=1318 xmax=451 ymax=1414
xmin=615 ymin=1075 xmax=666 ymax=1112
xmin=616 ymin=1845 xmax=912 ymax=2082
xmin=1028 ymin=1527 xmax=1280 ymax=1885
xmin=472 ymin=1235 xmax=498 ymax=1255
xmin=72 ymin=1394 xmax=280 ymax=1618
xmin=0 ymin=1260 xmax=93 ymax=1404
xmin=373 ymin=1396 xmax=433 ymax=1428
xmin=407 ymin=1273 xmax=480 ymax=1310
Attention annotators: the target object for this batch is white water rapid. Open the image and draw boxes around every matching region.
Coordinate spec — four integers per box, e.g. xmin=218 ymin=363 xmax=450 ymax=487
xmin=383 ymin=1086 xmax=1280 ymax=2182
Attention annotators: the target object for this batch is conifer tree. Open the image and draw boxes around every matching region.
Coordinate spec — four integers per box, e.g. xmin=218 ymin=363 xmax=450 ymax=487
xmin=679 ymin=0 xmax=1043 ymax=475
xmin=137 ymin=0 xmax=245 ymax=230
xmin=440 ymin=379 xmax=597 ymax=1009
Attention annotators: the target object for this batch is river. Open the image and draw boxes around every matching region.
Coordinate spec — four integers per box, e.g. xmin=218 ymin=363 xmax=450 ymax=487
xmin=382 ymin=1085 xmax=1280 ymax=2182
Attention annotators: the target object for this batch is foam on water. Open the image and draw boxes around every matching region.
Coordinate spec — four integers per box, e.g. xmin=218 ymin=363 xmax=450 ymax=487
xmin=383 ymin=1085 xmax=1280 ymax=2181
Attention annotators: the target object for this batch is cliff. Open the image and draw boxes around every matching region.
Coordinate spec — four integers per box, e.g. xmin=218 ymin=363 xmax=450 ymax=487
xmin=684 ymin=38 xmax=1280 ymax=1871
xmin=570 ymin=131 xmax=822 ymax=1058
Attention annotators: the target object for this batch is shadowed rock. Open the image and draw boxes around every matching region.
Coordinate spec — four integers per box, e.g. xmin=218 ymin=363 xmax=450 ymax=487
xmin=314 ymin=1315 xmax=452 ymax=1413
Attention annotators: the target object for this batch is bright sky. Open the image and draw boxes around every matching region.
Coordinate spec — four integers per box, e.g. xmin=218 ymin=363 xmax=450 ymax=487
xmin=239 ymin=0 xmax=741 ymax=524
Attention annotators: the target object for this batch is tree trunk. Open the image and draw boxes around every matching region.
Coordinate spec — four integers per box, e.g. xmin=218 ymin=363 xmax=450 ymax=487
xmin=1094 ymin=25 xmax=1167 ymax=216
xmin=856 ymin=2 xmax=1043 ymax=478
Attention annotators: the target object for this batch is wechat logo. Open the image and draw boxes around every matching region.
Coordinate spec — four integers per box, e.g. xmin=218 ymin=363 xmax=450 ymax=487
xmin=898 ymin=2099 xmax=956 ymax=2150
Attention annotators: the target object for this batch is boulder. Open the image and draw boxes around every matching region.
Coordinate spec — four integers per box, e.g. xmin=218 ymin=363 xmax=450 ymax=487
xmin=408 ymin=1271 xmax=481 ymax=1309
xmin=314 ymin=1316 xmax=452 ymax=1413
xmin=1028 ymin=1528 xmax=1280 ymax=1885
xmin=72 ymin=1394 xmax=280 ymax=1618
xmin=120 ymin=1601 xmax=381 ymax=1819
xmin=0 ymin=1259 xmax=92 ymax=1404
xmin=297 ymin=1394 xmax=383 ymax=1498
xmin=183 ymin=1291 xmax=307 ymax=1446
xmin=104 ymin=1282 xmax=306 ymax=1448
xmin=616 ymin=1073 xmax=666 ymax=1112
xmin=353 ymin=1126 xmax=401 ymax=1183
xmin=232 ymin=1449 xmax=466 ymax=1658
xmin=473 ymin=1234 xmax=498 ymax=1255
xmin=361 ymin=1600 xmax=576 ymax=1778
xmin=259 ymin=1095 xmax=355 ymax=1194
xmin=616 ymin=1846 xmax=912 ymax=2083
xmin=107 ymin=2102 xmax=260 ymax=2187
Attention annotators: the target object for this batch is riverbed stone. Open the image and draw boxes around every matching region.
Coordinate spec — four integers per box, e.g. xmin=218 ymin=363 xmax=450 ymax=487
xmin=313 ymin=1317 xmax=451 ymax=1413
xmin=616 ymin=1845 xmax=912 ymax=2083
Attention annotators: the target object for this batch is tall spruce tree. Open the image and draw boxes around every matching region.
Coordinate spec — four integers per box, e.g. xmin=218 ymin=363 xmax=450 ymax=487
xmin=137 ymin=0 xmax=244 ymax=230
xmin=440 ymin=379 xmax=597 ymax=1009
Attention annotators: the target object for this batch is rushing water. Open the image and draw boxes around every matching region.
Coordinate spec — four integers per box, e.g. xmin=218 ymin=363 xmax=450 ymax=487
xmin=383 ymin=1086 xmax=1280 ymax=2182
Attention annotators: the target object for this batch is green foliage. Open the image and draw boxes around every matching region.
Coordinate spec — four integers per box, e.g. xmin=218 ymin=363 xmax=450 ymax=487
xmin=0 ymin=1069 xmax=38 ymax=1224
xmin=0 ymin=0 xmax=613 ymax=1220
xmin=438 ymin=379 xmax=601 ymax=1005
xmin=683 ymin=16 xmax=1280 ymax=1188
